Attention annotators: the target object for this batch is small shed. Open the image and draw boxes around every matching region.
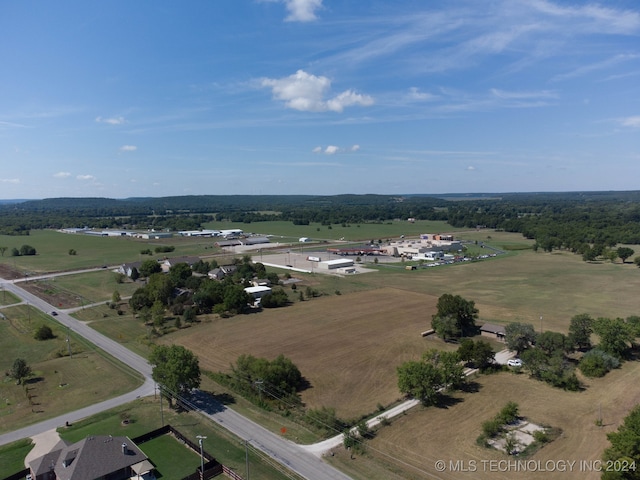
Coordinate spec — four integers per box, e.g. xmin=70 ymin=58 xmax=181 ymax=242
xmin=480 ymin=323 xmax=506 ymax=342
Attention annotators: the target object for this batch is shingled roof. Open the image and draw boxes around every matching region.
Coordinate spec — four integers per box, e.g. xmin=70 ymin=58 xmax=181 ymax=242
xmin=29 ymin=435 xmax=149 ymax=480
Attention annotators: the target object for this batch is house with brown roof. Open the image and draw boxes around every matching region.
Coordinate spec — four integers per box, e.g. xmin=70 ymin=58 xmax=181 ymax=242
xmin=479 ymin=323 xmax=506 ymax=342
xmin=28 ymin=435 xmax=154 ymax=480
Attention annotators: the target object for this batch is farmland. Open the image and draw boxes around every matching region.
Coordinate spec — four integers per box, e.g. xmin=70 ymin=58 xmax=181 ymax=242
xmin=1 ymin=221 xmax=640 ymax=480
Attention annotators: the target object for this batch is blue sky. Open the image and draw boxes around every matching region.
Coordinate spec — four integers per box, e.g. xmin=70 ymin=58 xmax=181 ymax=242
xmin=1 ymin=0 xmax=639 ymax=199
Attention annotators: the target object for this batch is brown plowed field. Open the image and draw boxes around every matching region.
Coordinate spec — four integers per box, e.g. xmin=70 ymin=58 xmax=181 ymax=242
xmin=165 ymin=288 xmax=445 ymax=419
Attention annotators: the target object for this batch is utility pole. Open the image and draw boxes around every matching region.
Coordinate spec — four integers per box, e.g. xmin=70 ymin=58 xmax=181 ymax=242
xmin=197 ymin=435 xmax=207 ymax=480
xmin=66 ymin=328 xmax=73 ymax=358
xmin=159 ymin=385 xmax=164 ymax=427
xmin=245 ymin=440 xmax=250 ymax=480
xmin=255 ymin=380 xmax=263 ymax=402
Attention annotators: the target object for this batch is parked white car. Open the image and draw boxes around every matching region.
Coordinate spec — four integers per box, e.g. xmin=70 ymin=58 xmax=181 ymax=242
xmin=507 ymin=358 xmax=523 ymax=367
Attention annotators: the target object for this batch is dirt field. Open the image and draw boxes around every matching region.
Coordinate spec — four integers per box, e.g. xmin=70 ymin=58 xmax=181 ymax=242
xmin=328 ymin=363 xmax=640 ymax=480
xmin=164 ymin=288 xmax=446 ymax=420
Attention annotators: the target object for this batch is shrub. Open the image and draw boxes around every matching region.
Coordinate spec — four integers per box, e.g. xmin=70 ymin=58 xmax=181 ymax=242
xmin=579 ymin=349 xmax=620 ymax=377
xmin=498 ymin=401 xmax=519 ymax=425
xmin=34 ymin=325 xmax=55 ymax=340
xmin=533 ymin=430 xmax=549 ymax=443
xmin=306 ymin=406 xmax=345 ymax=435
xmin=482 ymin=419 xmax=503 ymax=438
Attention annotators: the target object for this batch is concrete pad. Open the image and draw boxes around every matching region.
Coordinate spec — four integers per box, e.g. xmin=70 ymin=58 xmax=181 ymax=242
xmin=24 ymin=428 xmax=62 ymax=468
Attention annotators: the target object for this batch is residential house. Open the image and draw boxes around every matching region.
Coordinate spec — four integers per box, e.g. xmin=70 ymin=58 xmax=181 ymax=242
xmin=27 ymin=435 xmax=154 ymax=480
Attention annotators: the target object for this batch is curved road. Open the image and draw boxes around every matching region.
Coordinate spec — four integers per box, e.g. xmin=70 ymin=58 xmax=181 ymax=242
xmin=0 ymin=278 xmax=351 ymax=480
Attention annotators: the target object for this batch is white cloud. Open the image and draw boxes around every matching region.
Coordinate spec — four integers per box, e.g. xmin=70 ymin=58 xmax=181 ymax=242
xmin=95 ymin=116 xmax=125 ymax=125
xmin=77 ymin=174 xmax=96 ymax=181
xmin=53 ymin=172 xmax=71 ymax=178
xmin=490 ymin=88 xmax=557 ymax=100
xmin=620 ymin=116 xmax=640 ymax=128
xmin=0 ymin=120 xmax=27 ymax=128
xmin=553 ymin=53 xmax=640 ymax=82
xmin=324 ymin=145 xmax=339 ymax=155
xmin=407 ymin=87 xmax=437 ymax=102
xmin=120 ymin=145 xmax=137 ymax=152
xmin=0 ymin=178 xmax=20 ymax=184
xmin=260 ymin=70 xmax=373 ymax=113
xmin=281 ymin=0 xmax=323 ymax=22
xmin=314 ymin=144 xmax=361 ymax=154
xmin=466 ymin=166 xmax=476 ymax=171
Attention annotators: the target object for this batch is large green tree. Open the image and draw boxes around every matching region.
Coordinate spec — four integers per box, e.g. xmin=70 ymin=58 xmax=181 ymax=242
xmin=536 ymin=331 xmax=572 ymax=356
xmin=568 ymin=313 xmax=594 ymax=350
xmin=617 ymin=247 xmax=635 ymax=264
xmin=594 ymin=317 xmax=634 ymax=359
xmin=458 ymin=339 xmax=495 ymax=370
xmin=431 ymin=294 xmax=479 ymax=338
xmin=10 ymin=358 xmax=32 ymax=385
xmin=139 ymin=259 xmax=162 ymax=277
xmin=168 ymin=262 xmax=193 ymax=287
xmin=504 ymin=322 xmax=537 ymax=354
xmin=602 ymin=404 xmax=640 ymax=480
xmin=397 ymin=360 xmax=443 ymax=406
xmin=149 ymin=345 xmax=201 ymax=407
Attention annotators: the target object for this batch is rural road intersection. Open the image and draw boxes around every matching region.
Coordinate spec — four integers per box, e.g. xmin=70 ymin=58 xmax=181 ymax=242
xmin=0 ymin=277 xmax=351 ymax=480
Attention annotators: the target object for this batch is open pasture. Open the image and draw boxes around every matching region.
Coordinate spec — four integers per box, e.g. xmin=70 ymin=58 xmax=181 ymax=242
xmin=203 ymin=219 xmax=463 ymax=242
xmin=164 ymin=288 xmax=447 ymax=420
xmin=329 ymin=363 xmax=640 ymax=480
xmin=25 ymin=271 xmax=141 ymax=307
xmin=0 ymin=305 xmax=142 ymax=434
xmin=0 ymin=230 xmax=220 ymax=274
xmin=359 ymin=248 xmax=640 ymax=332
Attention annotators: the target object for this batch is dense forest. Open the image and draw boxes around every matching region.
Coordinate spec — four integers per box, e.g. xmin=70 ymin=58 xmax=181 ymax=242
xmin=2 ymin=192 xmax=640 ymax=255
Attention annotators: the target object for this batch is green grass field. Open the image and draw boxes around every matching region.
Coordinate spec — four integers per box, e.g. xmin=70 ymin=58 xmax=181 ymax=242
xmin=139 ymin=434 xmax=202 ymax=478
xmin=0 ymin=288 xmax=21 ymax=306
xmin=31 ymin=271 xmax=141 ymax=305
xmin=0 ymin=230 xmax=222 ymax=274
xmin=0 ymin=305 xmax=142 ymax=434
xmin=203 ymin=219 xmax=463 ymax=242
xmin=0 ymin=438 xmax=33 ymax=477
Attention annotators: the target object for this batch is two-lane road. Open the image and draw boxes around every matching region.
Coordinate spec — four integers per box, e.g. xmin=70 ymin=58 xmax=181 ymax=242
xmin=0 ymin=278 xmax=351 ymax=480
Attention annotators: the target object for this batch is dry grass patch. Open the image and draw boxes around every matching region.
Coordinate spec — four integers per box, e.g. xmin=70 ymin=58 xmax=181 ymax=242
xmin=339 ymin=361 xmax=640 ymax=480
xmin=165 ymin=288 xmax=442 ymax=420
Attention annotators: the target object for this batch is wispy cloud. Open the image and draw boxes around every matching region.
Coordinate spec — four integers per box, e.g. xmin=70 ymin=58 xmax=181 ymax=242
xmin=406 ymin=87 xmax=438 ymax=102
xmin=553 ymin=54 xmax=640 ymax=82
xmin=120 ymin=145 xmax=137 ymax=152
xmin=313 ymin=144 xmax=361 ymax=154
xmin=53 ymin=172 xmax=71 ymax=178
xmin=259 ymin=70 xmax=373 ymax=113
xmin=312 ymin=0 xmax=640 ymax=79
xmin=76 ymin=174 xmax=96 ymax=181
xmin=0 ymin=178 xmax=20 ymax=184
xmin=619 ymin=116 xmax=640 ymax=128
xmin=0 ymin=120 xmax=28 ymax=128
xmin=95 ymin=116 xmax=125 ymax=125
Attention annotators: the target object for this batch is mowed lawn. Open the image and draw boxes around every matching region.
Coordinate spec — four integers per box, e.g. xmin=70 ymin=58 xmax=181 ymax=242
xmin=329 ymin=362 xmax=640 ymax=480
xmin=0 ymin=305 xmax=142 ymax=434
xmin=138 ymin=434 xmax=201 ymax=479
xmin=164 ymin=288 xmax=442 ymax=420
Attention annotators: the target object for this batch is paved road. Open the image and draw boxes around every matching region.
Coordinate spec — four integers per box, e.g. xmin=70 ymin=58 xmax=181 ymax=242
xmin=0 ymin=278 xmax=351 ymax=480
